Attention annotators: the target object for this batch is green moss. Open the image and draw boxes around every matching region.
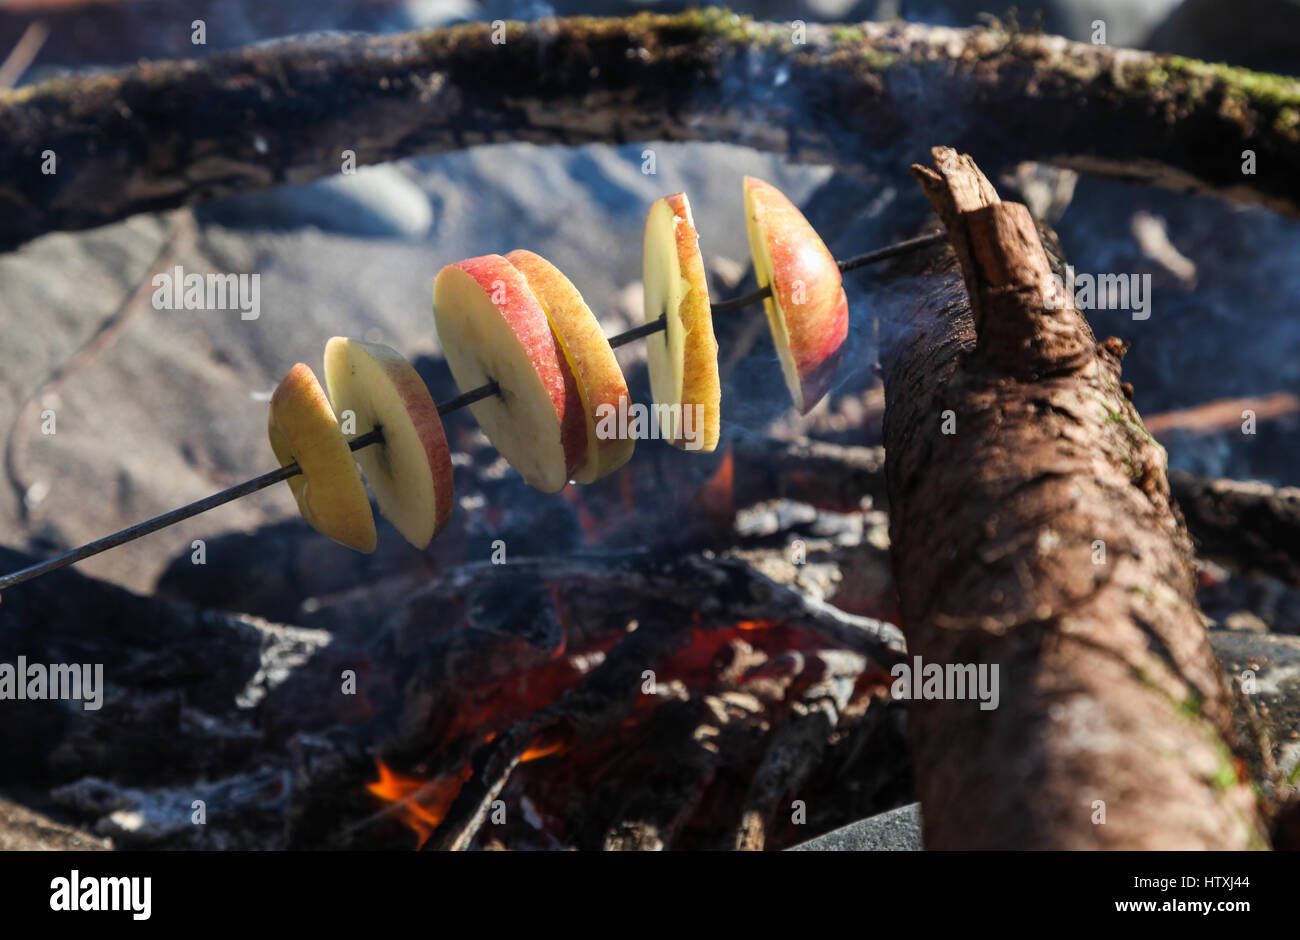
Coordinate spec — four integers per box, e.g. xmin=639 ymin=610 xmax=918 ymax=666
xmin=1145 ymin=65 xmax=1170 ymax=89
xmin=1117 ymin=53 xmax=1300 ymax=144
xmin=1131 ymin=669 xmax=1266 ymax=841
xmin=413 ymin=9 xmax=773 ymax=56
xmin=825 ymin=24 xmax=895 ymax=69
xmin=1177 ymin=699 xmax=1247 ymax=794
xmin=1163 ymin=56 xmax=1300 ymax=110
xmin=1098 ymin=390 xmax=1160 ymax=451
xmin=670 ymin=6 xmax=756 ymax=43
xmin=860 ymin=48 xmax=897 ymax=70
xmin=1210 ymin=762 xmax=1240 ymax=791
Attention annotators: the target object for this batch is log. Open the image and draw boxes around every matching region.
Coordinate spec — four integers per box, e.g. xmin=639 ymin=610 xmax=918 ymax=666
xmin=750 ymin=436 xmax=1300 ymax=588
xmin=734 ymin=650 xmax=863 ymax=850
xmin=878 ymin=147 xmax=1269 ymax=849
xmin=733 ymin=435 xmax=888 ymax=512
xmin=1169 ymin=472 xmax=1300 ymax=588
xmin=1 ymin=11 xmax=1298 ymax=248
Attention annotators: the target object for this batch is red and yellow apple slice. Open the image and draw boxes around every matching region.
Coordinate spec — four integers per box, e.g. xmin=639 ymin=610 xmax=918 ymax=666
xmin=323 ymin=337 xmax=454 ymax=550
xmin=504 ymin=249 xmax=634 ymax=484
xmin=642 ymin=192 xmax=721 ymax=453
xmin=267 ymin=363 xmax=377 ymax=552
xmin=743 ymin=176 xmax=849 ymax=414
xmin=432 ymin=255 xmax=586 ymax=493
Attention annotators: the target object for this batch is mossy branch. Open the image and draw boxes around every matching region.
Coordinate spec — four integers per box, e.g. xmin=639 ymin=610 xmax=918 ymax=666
xmin=0 ymin=10 xmax=1297 ymax=248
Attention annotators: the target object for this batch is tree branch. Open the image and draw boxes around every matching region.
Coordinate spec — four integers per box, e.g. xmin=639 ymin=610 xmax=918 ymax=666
xmin=1 ymin=11 xmax=1297 ymax=248
xmin=879 ymin=146 xmax=1269 ymax=849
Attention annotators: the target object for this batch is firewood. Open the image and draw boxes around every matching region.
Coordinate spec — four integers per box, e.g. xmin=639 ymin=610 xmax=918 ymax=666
xmin=598 ymin=695 xmax=736 ymax=851
xmin=427 ymin=613 xmax=697 ymax=851
xmin=389 ymin=553 xmax=905 ymax=683
xmin=734 ymin=650 xmax=865 ymax=850
xmin=1169 ymin=472 xmax=1300 ymax=588
xmin=1 ymin=12 xmax=1297 ymax=249
xmin=739 ymin=435 xmax=1300 ymax=588
xmin=877 ymin=147 xmax=1270 ymax=849
xmin=733 ymin=435 xmax=888 ymax=512
xmin=418 ymin=551 xmax=904 ymax=850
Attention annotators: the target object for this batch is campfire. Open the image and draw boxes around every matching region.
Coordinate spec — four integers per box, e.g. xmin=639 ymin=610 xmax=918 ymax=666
xmin=1 ymin=6 xmax=1298 ymax=856
xmin=0 ymin=170 xmax=916 ymax=849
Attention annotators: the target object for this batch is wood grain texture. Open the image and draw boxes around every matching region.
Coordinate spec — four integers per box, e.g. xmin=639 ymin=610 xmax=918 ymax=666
xmin=879 ymin=147 xmax=1270 ymax=849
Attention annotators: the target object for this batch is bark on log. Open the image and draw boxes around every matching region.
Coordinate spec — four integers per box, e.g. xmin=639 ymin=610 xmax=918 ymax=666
xmin=879 ymin=147 xmax=1269 ymax=849
xmin=2 ymin=11 xmax=1298 ymax=248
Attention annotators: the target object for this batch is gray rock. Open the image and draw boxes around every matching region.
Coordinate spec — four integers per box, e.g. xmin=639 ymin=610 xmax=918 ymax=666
xmin=1210 ymin=630 xmax=1300 ymax=788
xmin=788 ymin=801 xmax=922 ymax=850
xmin=0 ymin=796 xmax=111 ymax=851
xmin=198 ymin=165 xmax=434 ymax=240
xmin=51 ymin=767 xmax=291 ymax=850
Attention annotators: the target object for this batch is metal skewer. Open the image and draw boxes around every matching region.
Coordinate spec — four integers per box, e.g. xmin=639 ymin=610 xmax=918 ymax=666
xmin=713 ymin=230 xmax=946 ymax=313
xmin=0 ymin=427 xmax=381 ymax=592
xmin=0 ymin=231 xmax=943 ymax=591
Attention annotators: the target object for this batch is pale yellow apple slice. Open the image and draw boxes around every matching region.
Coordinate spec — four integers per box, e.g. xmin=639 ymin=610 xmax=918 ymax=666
xmin=743 ymin=176 xmax=849 ymax=414
xmin=504 ymin=249 xmax=634 ymax=484
xmin=642 ymin=192 xmax=720 ymax=453
xmin=267 ymin=363 xmax=377 ymax=552
xmin=323 ymin=337 xmax=454 ymax=550
xmin=432 ymin=254 xmax=586 ymax=493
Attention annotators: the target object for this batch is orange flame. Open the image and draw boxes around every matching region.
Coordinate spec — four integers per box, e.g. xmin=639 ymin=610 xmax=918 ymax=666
xmin=367 ymin=758 xmax=470 ymax=849
xmin=520 ymin=729 xmax=569 ymax=763
xmin=696 ymin=445 xmax=735 ymax=521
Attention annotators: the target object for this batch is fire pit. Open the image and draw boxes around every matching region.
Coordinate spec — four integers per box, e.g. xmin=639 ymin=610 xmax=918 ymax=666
xmin=0 ymin=412 xmax=916 ymax=849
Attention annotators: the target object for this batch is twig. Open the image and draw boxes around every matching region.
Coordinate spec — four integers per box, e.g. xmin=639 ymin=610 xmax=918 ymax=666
xmin=0 ymin=19 xmax=47 ymax=89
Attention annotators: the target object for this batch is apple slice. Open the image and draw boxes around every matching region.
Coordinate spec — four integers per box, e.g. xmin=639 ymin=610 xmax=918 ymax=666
xmin=432 ymin=254 xmax=586 ymax=493
xmin=323 ymin=337 xmax=454 ymax=550
xmin=743 ymin=176 xmax=849 ymax=414
xmin=267 ymin=363 xmax=376 ymax=552
xmin=504 ymin=249 xmax=634 ymax=484
xmin=642 ymin=192 xmax=720 ymax=453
